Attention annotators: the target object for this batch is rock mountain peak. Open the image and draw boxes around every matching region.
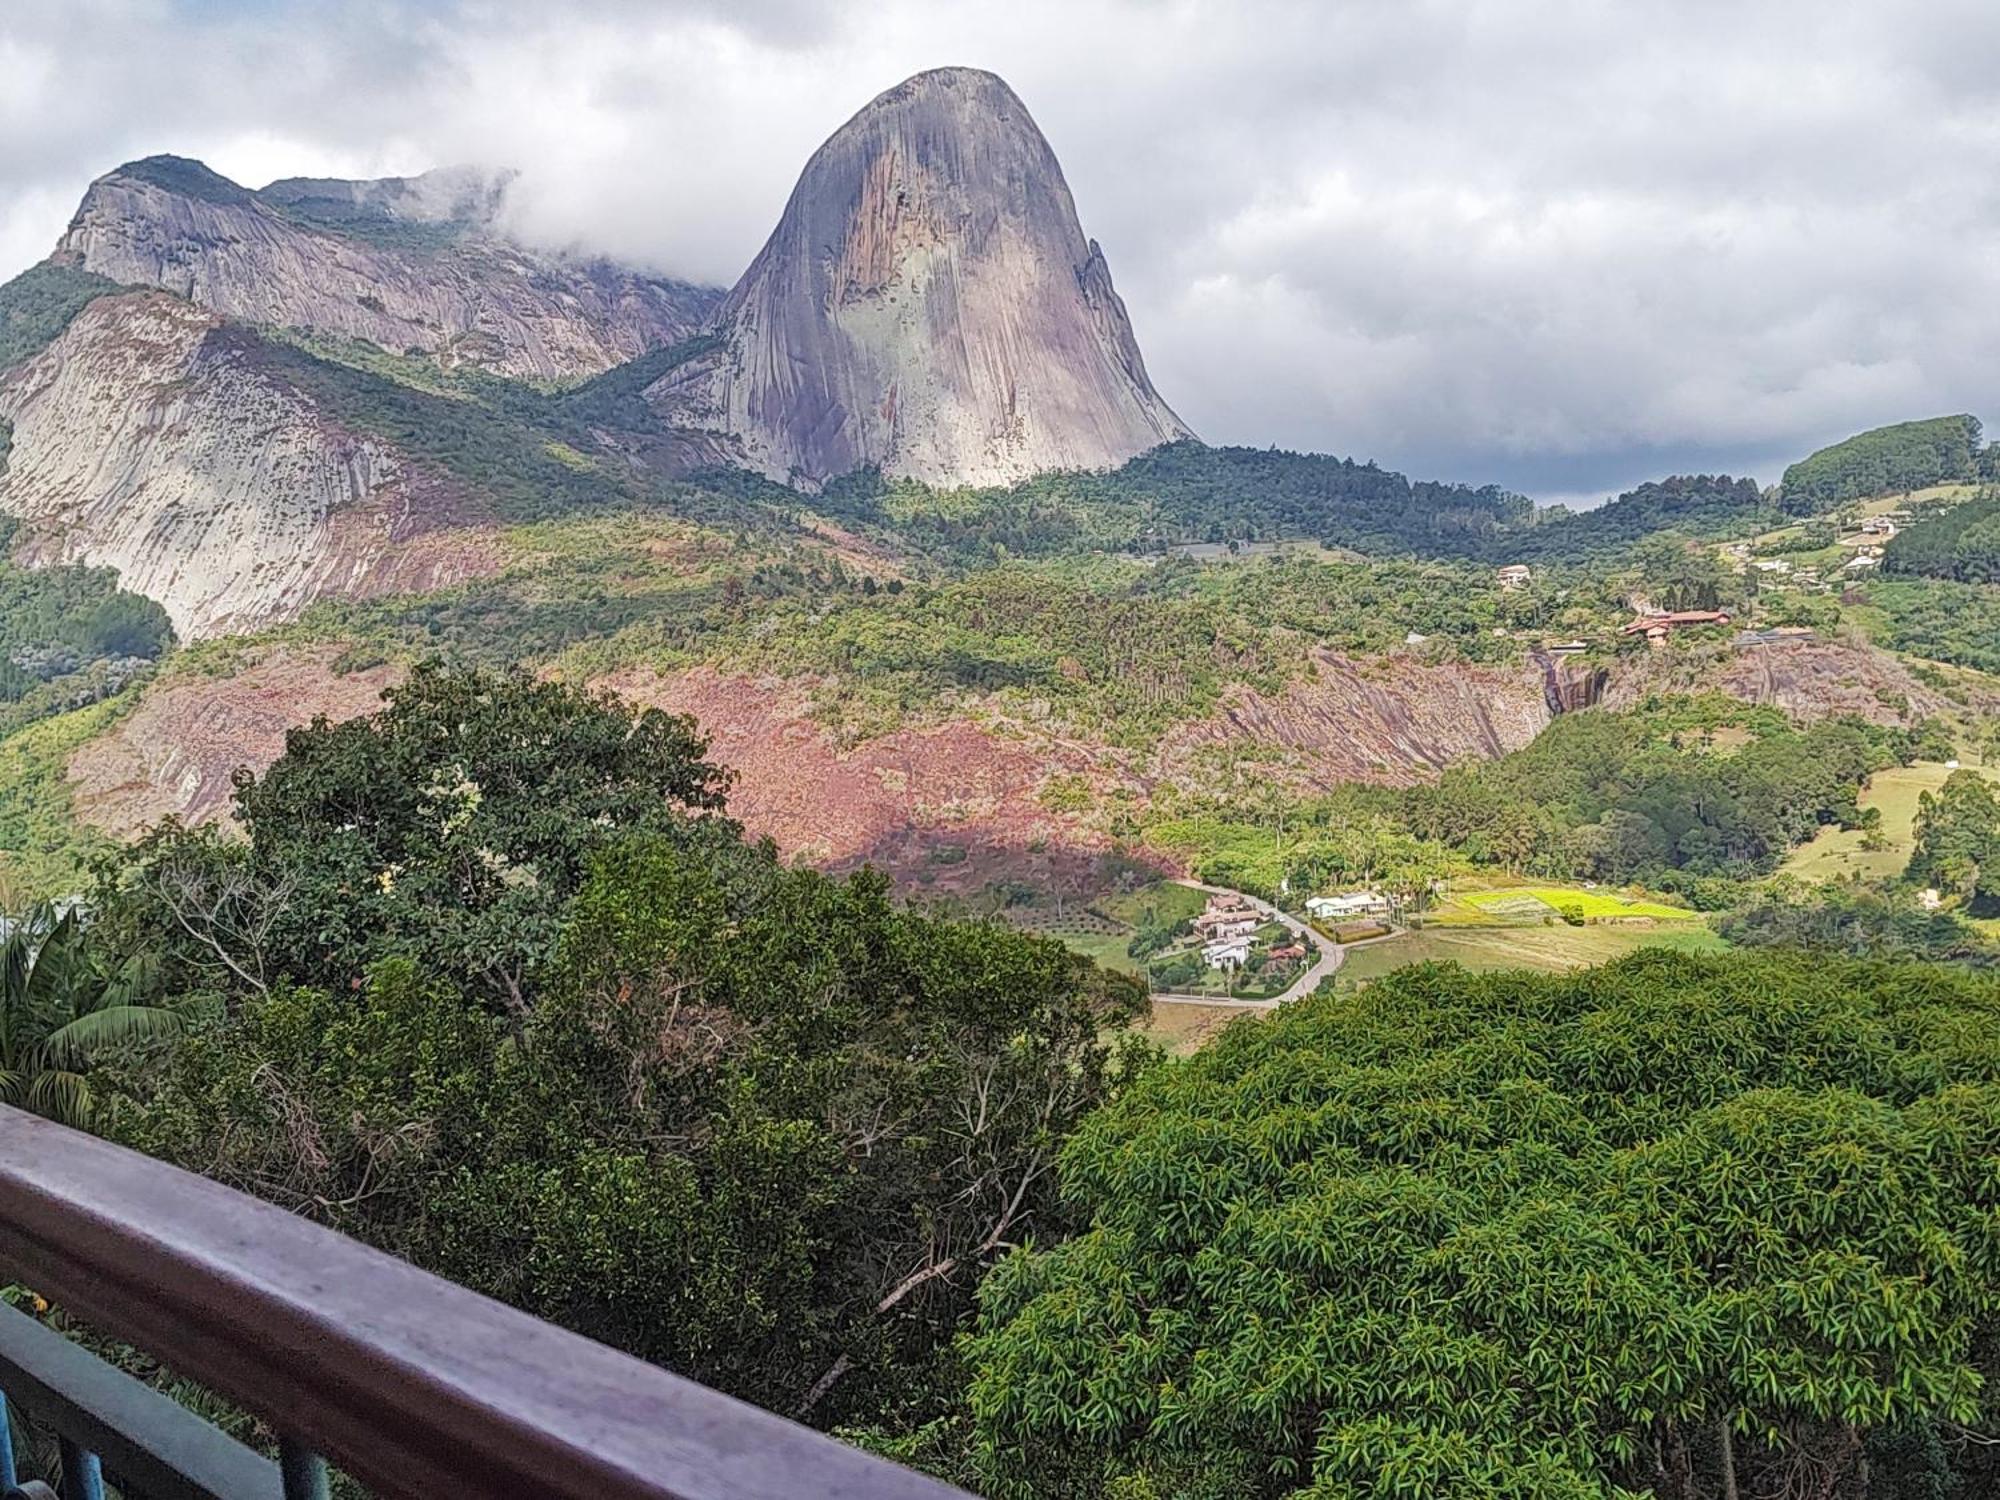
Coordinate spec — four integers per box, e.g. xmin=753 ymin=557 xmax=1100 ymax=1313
xmin=648 ymin=65 xmax=1190 ymax=488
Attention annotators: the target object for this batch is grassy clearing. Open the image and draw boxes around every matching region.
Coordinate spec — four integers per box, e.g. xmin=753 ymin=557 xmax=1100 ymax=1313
xmin=1142 ymin=1001 xmax=1261 ymax=1055
xmin=1783 ymin=759 xmax=1998 ymax=883
xmin=1336 ymin=923 xmax=1728 ymax=985
xmin=1094 ymin=880 xmax=1205 ymax=930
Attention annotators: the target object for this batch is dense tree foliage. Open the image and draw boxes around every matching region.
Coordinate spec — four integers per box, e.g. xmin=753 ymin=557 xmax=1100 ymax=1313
xmin=829 ymin=451 xmax=1772 ymax=572
xmin=1882 ymin=489 xmax=2000 ymax=584
xmin=964 ymin=951 xmax=2000 ymax=1498
xmin=1504 ymin=476 xmax=1772 ymax=568
xmin=1779 ymin=416 xmax=1986 ymax=512
xmin=1859 ymin=577 xmax=2000 ymax=675
xmin=0 ymin=904 xmax=181 ymax=1126
xmin=107 ymin=662 xmax=730 ymax=1012
xmin=1401 ymin=706 xmax=1912 ymax=883
xmin=1907 ymin=769 xmax=2000 ymax=912
xmin=88 ymin=663 xmax=1146 ymax=1433
xmin=1719 ymin=881 xmax=1995 ymax=963
xmin=0 ymin=528 xmax=173 ymax=734
xmin=0 ymin=261 xmax=122 ymax=372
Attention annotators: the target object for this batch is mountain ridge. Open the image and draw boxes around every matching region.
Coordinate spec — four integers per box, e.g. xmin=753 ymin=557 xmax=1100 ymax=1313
xmin=52 ymin=155 xmax=721 ymax=380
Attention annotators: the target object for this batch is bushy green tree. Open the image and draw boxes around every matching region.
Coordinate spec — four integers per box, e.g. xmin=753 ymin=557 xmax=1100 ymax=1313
xmin=964 ymin=952 xmax=2000 ymax=1498
xmin=108 ymin=662 xmax=732 ymax=1013
xmin=1908 ymin=770 xmax=2000 ymax=912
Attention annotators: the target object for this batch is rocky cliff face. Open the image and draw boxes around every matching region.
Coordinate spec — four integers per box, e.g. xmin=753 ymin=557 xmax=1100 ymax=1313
xmin=648 ymin=67 xmax=1190 ymax=488
xmin=53 ymin=157 xmax=720 ymax=380
xmin=0 ymin=292 xmax=497 ymax=639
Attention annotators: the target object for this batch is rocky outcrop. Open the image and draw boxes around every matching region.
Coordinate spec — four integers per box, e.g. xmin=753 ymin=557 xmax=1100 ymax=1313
xmin=1602 ymin=636 xmax=2000 ymax=726
xmin=53 ymin=157 xmax=720 ymax=380
xmin=648 ymin=67 xmax=1190 ymax=488
xmin=0 ymin=291 xmax=499 ymax=639
xmin=1152 ymin=648 xmax=1554 ymax=790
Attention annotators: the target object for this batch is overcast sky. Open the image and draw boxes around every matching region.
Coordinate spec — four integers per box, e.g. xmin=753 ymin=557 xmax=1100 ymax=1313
xmin=7 ymin=0 xmax=1999 ymax=503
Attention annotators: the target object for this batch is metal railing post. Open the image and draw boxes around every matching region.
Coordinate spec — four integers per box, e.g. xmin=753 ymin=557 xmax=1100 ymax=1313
xmin=55 ymin=1436 xmax=102 ymax=1500
xmin=0 ymin=1393 xmax=16 ymax=1489
xmin=280 ymin=1437 xmax=331 ymax=1500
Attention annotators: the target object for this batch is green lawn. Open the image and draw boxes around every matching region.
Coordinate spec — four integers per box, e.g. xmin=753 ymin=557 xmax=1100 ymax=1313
xmin=1783 ymin=760 xmax=1998 ymax=884
xmin=1336 ymin=923 xmax=1728 ymax=985
xmin=1095 ymin=880 xmax=1206 ymax=930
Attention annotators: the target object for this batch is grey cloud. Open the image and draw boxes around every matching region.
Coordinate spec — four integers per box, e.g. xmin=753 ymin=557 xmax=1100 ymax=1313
xmin=6 ymin=0 xmax=1999 ymax=500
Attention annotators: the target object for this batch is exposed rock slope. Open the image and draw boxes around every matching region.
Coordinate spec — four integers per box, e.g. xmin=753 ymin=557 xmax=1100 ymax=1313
xmin=68 ymin=646 xmax=406 ymax=836
xmin=648 ymin=67 xmax=1190 ymax=487
xmin=0 ymin=292 xmax=498 ymax=639
xmin=1153 ymin=649 xmax=1554 ymax=790
xmin=53 ymin=157 xmax=719 ymax=380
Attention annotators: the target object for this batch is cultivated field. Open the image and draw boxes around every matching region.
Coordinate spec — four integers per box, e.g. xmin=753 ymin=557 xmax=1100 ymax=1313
xmin=1455 ymin=887 xmax=1696 ymax=921
xmin=1336 ymin=923 xmax=1728 ymax=984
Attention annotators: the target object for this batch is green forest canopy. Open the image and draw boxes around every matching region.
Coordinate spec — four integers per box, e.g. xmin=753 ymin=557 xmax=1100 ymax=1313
xmin=86 ymin=664 xmax=1148 ymax=1432
xmin=965 ymin=950 xmax=2000 ymax=1499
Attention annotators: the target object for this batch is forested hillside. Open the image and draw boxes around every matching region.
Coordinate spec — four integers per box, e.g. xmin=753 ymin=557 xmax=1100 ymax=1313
xmin=1883 ymin=488 xmax=2000 ymax=582
xmin=1779 ymin=414 xmax=1991 ymax=510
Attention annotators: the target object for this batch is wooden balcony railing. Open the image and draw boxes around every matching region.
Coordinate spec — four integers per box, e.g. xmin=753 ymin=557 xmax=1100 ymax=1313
xmin=0 ymin=1105 xmax=976 ymax=1499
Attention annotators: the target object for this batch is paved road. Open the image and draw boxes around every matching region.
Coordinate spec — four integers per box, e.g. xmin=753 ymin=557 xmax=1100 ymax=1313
xmin=1149 ymin=878 xmax=1343 ymax=1009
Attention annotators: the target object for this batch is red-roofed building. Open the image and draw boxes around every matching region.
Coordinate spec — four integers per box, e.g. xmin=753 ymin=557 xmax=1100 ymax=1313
xmin=1621 ymin=609 xmax=1732 ymax=644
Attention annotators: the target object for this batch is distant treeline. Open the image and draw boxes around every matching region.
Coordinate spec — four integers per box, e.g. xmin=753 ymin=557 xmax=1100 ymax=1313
xmin=834 ymin=444 xmax=1776 ymax=570
xmin=0 ymin=261 xmax=124 ymax=372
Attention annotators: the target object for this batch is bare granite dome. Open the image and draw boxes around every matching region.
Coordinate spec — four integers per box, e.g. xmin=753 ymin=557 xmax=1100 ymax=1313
xmin=648 ymin=67 xmax=1191 ymax=488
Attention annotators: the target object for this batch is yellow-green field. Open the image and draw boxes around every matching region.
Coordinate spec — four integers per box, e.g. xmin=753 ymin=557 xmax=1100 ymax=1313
xmin=1457 ymin=887 xmax=1697 ymax=922
xmin=1336 ymin=923 xmax=1728 ymax=984
xmin=1783 ymin=760 xmax=1998 ymax=884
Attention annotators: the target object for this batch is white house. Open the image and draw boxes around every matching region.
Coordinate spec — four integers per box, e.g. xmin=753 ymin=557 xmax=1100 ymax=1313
xmin=1306 ymin=891 xmax=1390 ymax=921
xmin=1203 ymin=936 xmax=1252 ymax=970
xmin=1496 ymin=564 xmax=1532 ymax=591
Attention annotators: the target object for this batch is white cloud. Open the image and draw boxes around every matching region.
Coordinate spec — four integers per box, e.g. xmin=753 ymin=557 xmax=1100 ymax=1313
xmin=4 ymin=0 xmax=1999 ymax=498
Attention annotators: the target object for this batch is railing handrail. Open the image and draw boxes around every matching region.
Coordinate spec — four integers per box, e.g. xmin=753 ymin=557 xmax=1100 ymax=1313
xmin=0 ymin=1106 xmax=975 ymax=1499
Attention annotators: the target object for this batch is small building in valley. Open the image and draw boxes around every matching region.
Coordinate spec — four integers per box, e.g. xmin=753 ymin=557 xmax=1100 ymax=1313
xmin=1496 ymin=564 xmax=1532 ymax=591
xmin=1307 ymin=891 xmax=1390 ymax=921
xmin=1620 ymin=609 xmax=1732 ymax=644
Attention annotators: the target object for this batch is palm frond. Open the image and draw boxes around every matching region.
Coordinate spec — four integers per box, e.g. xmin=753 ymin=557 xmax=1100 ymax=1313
xmin=24 ymin=1070 xmax=91 ymax=1130
xmin=39 ymin=1005 xmax=185 ymax=1068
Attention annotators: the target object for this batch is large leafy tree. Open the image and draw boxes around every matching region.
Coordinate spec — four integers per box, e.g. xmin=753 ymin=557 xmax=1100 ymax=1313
xmin=103 ymin=664 xmax=1149 ymax=1429
xmin=106 ymin=662 xmax=733 ymax=1013
xmin=963 ymin=951 xmax=2000 ymax=1499
xmin=1908 ymin=770 xmax=2000 ymax=912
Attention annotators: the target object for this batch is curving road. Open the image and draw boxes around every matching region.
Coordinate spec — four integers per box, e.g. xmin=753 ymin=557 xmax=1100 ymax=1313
xmin=1148 ymin=878 xmax=1344 ymax=1009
